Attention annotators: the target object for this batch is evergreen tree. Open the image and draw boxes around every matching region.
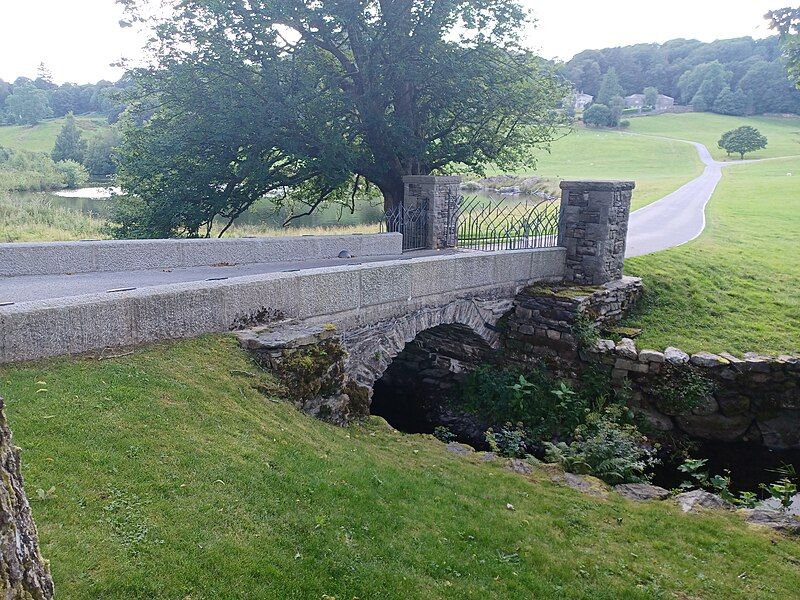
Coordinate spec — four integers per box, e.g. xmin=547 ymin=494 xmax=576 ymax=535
xmin=51 ymin=113 xmax=87 ymax=163
xmin=596 ymin=67 xmax=624 ymax=105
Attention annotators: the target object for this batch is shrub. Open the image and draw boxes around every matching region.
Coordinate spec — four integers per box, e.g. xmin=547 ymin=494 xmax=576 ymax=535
xmin=55 ymin=160 xmax=90 ymax=189
xmin=544 ymin=409 xmax=659 ymax=484
xmin=485 ymin=423 xmax=528 ymax=458
xmin=651 ymin=367 xmax=714 ymax=415
xmin=571 ymin=316 xmax=599 ymax=349
xmin=433 ymin=426 xmax=456 ymax=443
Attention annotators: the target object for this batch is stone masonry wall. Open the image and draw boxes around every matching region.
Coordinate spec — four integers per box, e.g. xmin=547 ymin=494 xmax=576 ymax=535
xmin=505 ymin=281 xmax=800 ymax=450
xmin=402 ymin=175 xmax=461 ymax=249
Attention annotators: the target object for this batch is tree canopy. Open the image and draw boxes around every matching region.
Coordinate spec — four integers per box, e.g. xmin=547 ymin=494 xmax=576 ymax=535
xmin=52 ymin=113 xmax=87 ymax=163
xmin=3 ymin=84 xmax=53 ymax=125
xmin=563 ymin=35 xmax=800 ymax=116
xmin=113 ymin=0 xmax=569 ymax=238
xmin=768 ymin=7 xmax=800 ymax=90
xmin=718 ymin=126 xmax=768 ymax=159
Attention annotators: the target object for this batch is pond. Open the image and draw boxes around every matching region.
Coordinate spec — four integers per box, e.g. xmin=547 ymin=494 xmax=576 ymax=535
xmin=5 ymin=186 xmax=551 ymax=233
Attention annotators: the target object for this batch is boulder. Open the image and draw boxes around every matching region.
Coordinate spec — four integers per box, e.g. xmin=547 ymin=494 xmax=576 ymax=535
xmin=756 ymin=410 xmax=800 ymax=449
xmin=614 ymin=483 xmax=670 ymax=501
xmin=552 ymin=472 xmax=609 ymax=498
xmin=637 ymin=406 xmax=674 ymax=431
xmin=676 ymin=413 xmax=752 ymax=442
xmin=675 ymin=490 xmax=734 ymax=513
xmin=445 ymin=442 xmax=475 ymax=457
xmin=743 ymin=508 xmax=800 ymax=535
xmin=507 ymin=458 xmax=535 ymax=475
xmin=638 ymin=349 xmax=665 ymax=363
xmin=664 ymin=347 xmax=690 ymax=365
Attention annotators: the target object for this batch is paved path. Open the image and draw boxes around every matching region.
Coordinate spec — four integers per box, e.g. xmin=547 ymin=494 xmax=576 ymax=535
xmin=625 ymin=136 xmax=799 ymax=257
xmin=0 ymin=250 xmax=447 ymax=305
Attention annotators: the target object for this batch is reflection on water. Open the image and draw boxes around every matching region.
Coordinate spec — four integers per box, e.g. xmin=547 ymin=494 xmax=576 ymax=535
xmin=6 ymin=186 xmax=554 ymax=232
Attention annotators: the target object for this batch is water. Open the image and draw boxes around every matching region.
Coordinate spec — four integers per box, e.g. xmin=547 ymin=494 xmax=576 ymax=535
xmin=5 ymin=186 xmax=550 ymax=232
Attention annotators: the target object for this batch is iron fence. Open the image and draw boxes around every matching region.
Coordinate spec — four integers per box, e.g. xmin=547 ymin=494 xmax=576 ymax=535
xmin=448 ymin=195 xmax=560 ymax=251
xmin=380 ymin=200 xmax=429 ymax=252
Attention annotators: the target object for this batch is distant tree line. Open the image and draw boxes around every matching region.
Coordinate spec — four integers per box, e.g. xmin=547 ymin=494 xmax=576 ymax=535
xmin=564 ymin=36 xmax=800 ymax=116
xmin=0 ymin=64 xmax=128 ymax=126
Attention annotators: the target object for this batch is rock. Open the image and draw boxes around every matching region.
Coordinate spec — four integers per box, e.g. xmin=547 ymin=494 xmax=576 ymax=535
xmin=445 ymin=442 xmax=475 ymax=456
xmin=664 ymin=347 xmax=690 ymax=365
xmin=638 ymin=349 xmax=665 ymax=363
xmin=675 ymin=490 xmax=734 ymax=513
xmin=337 ymin=250 xmax=354 ymax=259
xmin=756 ymin=410 xmax=800 ymax=449
xmin=690 ymin=351 xmax=729 ymax=368
xmin=552 ymin=472 xmax=609 ymax=498
xmin=691 ymin=395 xmax=720 ymax=416
xmin=616 ymin=338 xmax=638 ymax=360
xmin=507 ymin=458 xmax=534 ymax=475
xmin=478 ymin=452 xmax=497 ymax=462
xmin=614 ymin=483 xmax=670 ymax=501
xmin=592 ymin=339 xmax=615 ymax=353
xmin=636 ymin=406 xmax=674 ymax=431
xmin=676 ymin=413 xmax=753 ymax=442
xmin=743 ymin=508 xmax=800 ymax=534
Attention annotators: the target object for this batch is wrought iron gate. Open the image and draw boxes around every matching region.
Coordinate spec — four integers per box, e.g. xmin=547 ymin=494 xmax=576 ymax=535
xmin=380 ymin=200 xmax=429 ymax=252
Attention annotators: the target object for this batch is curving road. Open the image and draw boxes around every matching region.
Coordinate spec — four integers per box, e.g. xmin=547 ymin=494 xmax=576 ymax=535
xmin=625 ymin=137 xmax=798 ymax=257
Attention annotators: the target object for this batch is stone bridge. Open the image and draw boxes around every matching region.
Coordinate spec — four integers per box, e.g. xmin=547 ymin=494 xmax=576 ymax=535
xmin=0 ymin=179 xmax=632 ymax=372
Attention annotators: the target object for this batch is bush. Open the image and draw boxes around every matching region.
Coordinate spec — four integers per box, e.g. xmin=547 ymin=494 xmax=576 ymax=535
xmin=485 ymin=423 xmax=528 ymax=458
xmin=55 ymin=160 xmax=90 ymax=189
xmin=651 ymin=367 xmax=714 ymax=415
xmin=461 ymin=366 xmax=588 ymax=440
xmin=618 ymin=119 xmax=630 ymax=128
xmin=583 ymin=103 xmax=616 ymax=127
xmin=544 ymin=408 xmax=659 ymax=484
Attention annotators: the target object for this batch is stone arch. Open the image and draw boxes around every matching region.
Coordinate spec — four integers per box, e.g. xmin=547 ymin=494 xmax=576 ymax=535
xmin=341 ymin=296 xmax=512 ymax=392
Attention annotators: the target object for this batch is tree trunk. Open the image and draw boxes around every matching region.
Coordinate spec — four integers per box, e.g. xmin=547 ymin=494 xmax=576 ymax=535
xmin=377 ymin=175 xmax=406 ymax=213
xmin=0 ymin=396 xmax=54 ymax=599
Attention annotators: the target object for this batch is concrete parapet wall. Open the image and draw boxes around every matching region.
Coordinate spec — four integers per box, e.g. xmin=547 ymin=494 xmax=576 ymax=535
xmin=0 ymin=233 xmax=403 ymax=277
xmin=0 ymin=247 xmax=566 ymax=364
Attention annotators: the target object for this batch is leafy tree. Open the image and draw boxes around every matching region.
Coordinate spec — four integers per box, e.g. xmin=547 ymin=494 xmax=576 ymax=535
xmin=644 ymin=86 xmax=659 ymax=108
xmin=767 ymin=7 xmax=800 ymax=89
xmin=583 ymin=103 xmax=616 ymax=127
xmin=55 ymin=159 xmax=90 ymax=189
xmin=596 ymin=67 xmax=624 ymax=105
xmin=51 ymin=113 xmax=87 ymax=163
xmin=738 ymin=60 xmax=800 ymax=113
xmin=84 ymin=128 xmax=121 ymax=177
xmin=3 ymin=84 xmax=52 ymax=125
xmin=718 ymin=126 xmax=768 ymax=159
xmin=114 ymin=0 xmax=569 ymax=237
xmin=713 ymin=86 xmax=747 ymax=116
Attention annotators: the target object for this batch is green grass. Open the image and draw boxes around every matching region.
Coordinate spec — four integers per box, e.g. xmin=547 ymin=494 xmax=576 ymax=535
xmin=0 ymin=115 xmax=111 ymax=154
xmin=628 ymin=113 xmax=800 ymax=161
xmin=2 ymin=336 xmax=799 ymax=598
xmin=523 ymin=126 xmax=704 ymax=209
xmin=623 ymin=156 xmax=800 ymax=354
xmin=0 ymin=194 xmax=108 ymax=242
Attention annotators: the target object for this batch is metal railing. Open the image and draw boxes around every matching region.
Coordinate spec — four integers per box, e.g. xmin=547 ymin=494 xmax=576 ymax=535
xmin=448 ymin=195 xmax=560 ymax=251
xmin=380 ymin=200 xmax=429 ymax=252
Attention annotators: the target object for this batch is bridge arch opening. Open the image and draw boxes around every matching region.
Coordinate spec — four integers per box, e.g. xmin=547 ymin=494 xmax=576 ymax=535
xmin=369 ymin=323 xmax=496 ymax=446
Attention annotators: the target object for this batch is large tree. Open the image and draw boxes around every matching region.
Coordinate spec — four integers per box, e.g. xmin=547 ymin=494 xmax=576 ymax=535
xmin=115 ymin=0 xmax=569 ymax=237
xmin=51 ymin=112 xmax=87 ymax=163
xmin=768 ymin=7 xmax=800 ymax=89
xmin=3 ymin=84 xmax=52 ymax=125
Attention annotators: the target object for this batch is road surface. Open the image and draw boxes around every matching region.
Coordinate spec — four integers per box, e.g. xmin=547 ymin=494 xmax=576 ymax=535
xmin=625 ymin=137 xmax=797 ymax=257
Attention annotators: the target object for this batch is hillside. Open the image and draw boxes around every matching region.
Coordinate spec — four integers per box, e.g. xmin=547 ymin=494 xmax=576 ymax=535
xmin=1 ymin=336 xmax=799 ymax=598
xmin=0 ymin=114 xmax=110 ymax=153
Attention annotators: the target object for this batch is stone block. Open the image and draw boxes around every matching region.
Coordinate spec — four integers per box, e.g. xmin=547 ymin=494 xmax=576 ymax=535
xmin=664 ymin=346 xmax=690 ymax=365
xmin=638 ymin=349 xmax=665 ymax=363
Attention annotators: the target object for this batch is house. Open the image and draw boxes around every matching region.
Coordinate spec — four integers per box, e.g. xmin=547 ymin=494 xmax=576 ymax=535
xmin=655 ymin=94 xmax=675 ymax=111
xmin=571 ymin=92 xmax=593 ymax=111
xmin=625 ymin=94 xmax=646 ymax=109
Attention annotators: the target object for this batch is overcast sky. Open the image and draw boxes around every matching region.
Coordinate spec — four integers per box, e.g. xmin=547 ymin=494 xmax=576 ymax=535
xmin=0 ymin=0 xmax=784 ymax=84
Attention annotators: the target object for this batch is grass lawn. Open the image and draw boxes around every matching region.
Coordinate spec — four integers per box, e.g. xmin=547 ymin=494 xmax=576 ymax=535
xmin=2 ymin=336 xmax=799 ymax=599
xmin=523 ymin=126 xmax=703 ymax=209
xmin=623 ymin=155 xmax=800 ymax=354
xmin=628 ymin=113 xmax=800 ymax=161
xmin=0 ymin=114 xmax=111 ymax=154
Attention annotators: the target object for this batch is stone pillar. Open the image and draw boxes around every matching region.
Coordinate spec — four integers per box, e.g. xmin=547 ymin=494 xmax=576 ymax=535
xmin=0 ymin=397 xmax=54 ymax=599
xmin=558 ymin=180 xmax=634 ymax=285
xmin=402 ymin=175 xmax=462 ymax=249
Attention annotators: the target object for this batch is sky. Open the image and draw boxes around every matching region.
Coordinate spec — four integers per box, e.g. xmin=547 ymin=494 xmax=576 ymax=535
xmin=0 ymin=0 xmax=785 ymax=84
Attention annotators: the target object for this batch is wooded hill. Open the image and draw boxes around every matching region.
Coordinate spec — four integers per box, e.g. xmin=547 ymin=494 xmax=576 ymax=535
xmin=564 ymin=36 xmax=800 ymax=115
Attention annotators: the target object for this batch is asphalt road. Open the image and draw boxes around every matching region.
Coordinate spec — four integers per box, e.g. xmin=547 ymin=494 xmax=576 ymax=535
xmin=625 ymin=140 xmax=722 ymax=258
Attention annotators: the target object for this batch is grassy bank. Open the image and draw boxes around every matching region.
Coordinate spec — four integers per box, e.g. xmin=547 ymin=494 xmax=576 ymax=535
xmin=0 ymin=115 xmax=111 ymax=153
xmin=0 ymin=194 xmax=107 ymax=242
xmin=1 ymin=336 xmax=798 ymax=599
xmin=623 ymin=156 xmax=800 ymax=354
xmin=628 ymin=113 xmax=800 ymax=161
